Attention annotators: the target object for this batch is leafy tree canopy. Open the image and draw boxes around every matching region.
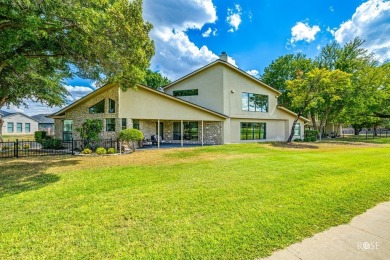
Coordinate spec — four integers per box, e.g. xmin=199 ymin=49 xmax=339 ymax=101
xmin=0 ymin=0 xmax=154 ymax=110
xmin=143 ymin=69 xmax=170 ymax=89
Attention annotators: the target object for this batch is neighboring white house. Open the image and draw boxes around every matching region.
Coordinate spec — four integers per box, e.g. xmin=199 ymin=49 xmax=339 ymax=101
xmin=50 ymin=53 xmax=308 ymax=144
xmin=0 ymin=110 xmax=39 ymax=135
xmin=32 ymin=114 xmax=55 ymax=135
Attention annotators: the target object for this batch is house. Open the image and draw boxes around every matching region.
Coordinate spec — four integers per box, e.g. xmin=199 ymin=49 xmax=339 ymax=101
xmin=0 ymin=110 xmax=39 ymax=135
xmin=32 ymin=114 xmax=55 ymax=135
xmin=50 ymin=53 xmax=308 ymax=145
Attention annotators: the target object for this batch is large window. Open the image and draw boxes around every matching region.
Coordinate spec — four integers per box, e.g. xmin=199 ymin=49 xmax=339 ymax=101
xmin=7 ymin=122 xmax=13 ymax=133
xmin=63 ymin=120 xmax=73 ymax=141
xmin=16 ymin=123 xmax=22 ymax=133
xmin=173 ymin=89 xmax=198 ymax=97
xmin=122 ymin=118 xmax=127 ymax=130
xmin=106 ymin=118 xmax=115 ymax=131
xmin=240 ymin=122 xmax=266 ymax=140
xmin=173 ymin=122 xmax=198 ymax=140
xmin=242 ymin=92 xmax=268 ymax=112
xmin=25 ymin=123 xmax=31 ymax=133
xmin=294 ymin=123 xmax=301 ymax=136
xmin=89 ymin=100 xmax=105 ymax=114
xmin=109 ymin=99 xmax=116 ymax=113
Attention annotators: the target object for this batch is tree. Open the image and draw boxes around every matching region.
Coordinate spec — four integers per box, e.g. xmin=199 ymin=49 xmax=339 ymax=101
xmin=143 ymin=69 xmax=170 ymax=89
xmin=0 ymin=0 xmax=154 ymax=140
xmin=76 ymin=119 xmax=103 ymax=148
xmin=286 ymin=68 xmax=351 ymax=143
xmin=118 ymin=128 xmax=144 ymax=152
xmin=261 ymin=53 xmax=314 ymax=108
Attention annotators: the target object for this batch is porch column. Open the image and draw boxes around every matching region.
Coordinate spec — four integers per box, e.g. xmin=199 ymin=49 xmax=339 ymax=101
xmin=157 ymin=119 xmax=160 ymax=148
xmin=201 ymin=120 xmax=204 ymax=146
xmin=181 ymin=120 xmax=184 ymax=147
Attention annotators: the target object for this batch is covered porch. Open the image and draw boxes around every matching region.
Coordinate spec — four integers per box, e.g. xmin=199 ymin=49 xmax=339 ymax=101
xmin=134 ymin=119 xmax=223 ymax=148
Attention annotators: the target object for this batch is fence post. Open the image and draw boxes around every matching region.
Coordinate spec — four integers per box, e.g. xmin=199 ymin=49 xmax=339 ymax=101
xmin=71 ymin=138 xmax=74 ymax=155
xmin=15 ymin=139 xmax=19 ymax=158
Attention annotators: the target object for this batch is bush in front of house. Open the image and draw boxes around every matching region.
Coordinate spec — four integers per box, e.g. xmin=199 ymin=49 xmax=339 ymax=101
xmin=34 ymin=131 xmax=48 ymax=143
xmin=305 ymin=130 xmax=319 ymax=141
xmin=2 ymin=146 xmax=11 ymax=151
xmin=107 ymin=148 xmax=116 ymax=154
xmin=42 ymin=139 xmax=64 ymax=150
xmin=23 ymin=144 xmax=30 ymax=149
xmin=118 ymin=128 xmax=144 ymax=152
xmin=81 ymin=148 xmax=92 ymax=154
xmin=294 ymin=138 xmax=302 ymax=142
xmin=95 ymin=147 xmax=107 ymax=155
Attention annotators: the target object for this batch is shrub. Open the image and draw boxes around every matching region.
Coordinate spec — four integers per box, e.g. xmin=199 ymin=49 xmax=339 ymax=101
xmin=305 ymin=130 xmax=319 ymax=141
xmin=34 ymin=131 xmax=48 ymax=143
xmin=42 ymin=139 xmax=64 ymax=150
xmin=95 ymin=147 xmax=107 ymax=155
xmin=107 ymin=148 xmax=116 ymax=154
xmin=303 ymin=137 xmax=311 ymax=142
xmin=2 ymin=146 xmax=10 ymax=151
xmin=81 ymin=148 xmax=92 ymax=154
xmin=118 ymin=129 xmax=144 ymax=152
xmin=23 ymin=144 xmax=30 ymax=149
xmin=294 ymin=138 xmax=302 ymax=142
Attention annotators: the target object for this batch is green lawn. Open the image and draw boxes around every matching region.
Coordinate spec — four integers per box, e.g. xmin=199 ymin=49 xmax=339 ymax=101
xmin=1 ymin=143 xmax=390 ymax=259
xmin=323 ymin=136 xmax=390 ymax=144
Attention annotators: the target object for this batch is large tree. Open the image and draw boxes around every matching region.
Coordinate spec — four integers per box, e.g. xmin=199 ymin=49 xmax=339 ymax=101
xmin=286 ymin=68 xmax=351 ymax=142
xmin=261 ymin=53 xmax=314 ymax=108
xmin=0 ymin=0 xmax=154 ymax=140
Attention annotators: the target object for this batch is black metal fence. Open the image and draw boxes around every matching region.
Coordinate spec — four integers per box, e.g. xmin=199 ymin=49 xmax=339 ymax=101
xmin=341 ymin=129 xmax=390 ymax=139
xmin=0 ymin=138 xmax=119 ymax=159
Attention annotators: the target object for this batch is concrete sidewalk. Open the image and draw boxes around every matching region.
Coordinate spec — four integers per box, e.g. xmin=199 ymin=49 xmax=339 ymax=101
xmin=263 ymin=201 xmax=390 ymax=260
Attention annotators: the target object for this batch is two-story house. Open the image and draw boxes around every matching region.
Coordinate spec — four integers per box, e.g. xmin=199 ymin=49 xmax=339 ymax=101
xmin=50 ymin=54 xmax=308 ymax=145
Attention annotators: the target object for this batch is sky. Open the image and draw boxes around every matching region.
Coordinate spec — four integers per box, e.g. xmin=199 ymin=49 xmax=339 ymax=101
xmin=3 ymin=0 xmax=390 ymax=115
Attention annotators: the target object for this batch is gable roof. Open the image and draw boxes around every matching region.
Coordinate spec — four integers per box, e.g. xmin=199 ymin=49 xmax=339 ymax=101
xmin=163 ymin=59 xmax=282 ymax=96
xmin=0 ymin=110 xmax=39 ymax=122
xmin=49 ymin=83 xmax=228 ymax=119
xmin=32 ymin=114 xmax=54 ymax=124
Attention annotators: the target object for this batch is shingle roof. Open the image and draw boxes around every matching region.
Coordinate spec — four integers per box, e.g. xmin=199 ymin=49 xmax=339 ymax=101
xmin=0 ymin=110 xmax=13 ymax=117
xmin=32 ymin=114 xmax=54 ymax=124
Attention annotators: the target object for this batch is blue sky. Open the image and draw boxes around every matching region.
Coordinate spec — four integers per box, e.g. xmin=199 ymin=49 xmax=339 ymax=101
xmin=4 ymin=0 xmax=390 ymax=115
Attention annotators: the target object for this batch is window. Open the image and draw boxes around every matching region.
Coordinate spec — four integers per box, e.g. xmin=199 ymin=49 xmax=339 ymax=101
xmin=89 ymin=100 xmax=105 ymax=114
xmin=106 ymin=118 xmax=115 ymax=131
xmin=7 ymin=122 xmax=13 ymax=133
xmin=294 ymin=123 xmax=301 ymax=136
xmin=25 ymin=123 xmax=31 ymax=133
xmin=16 ymin=123 xmax=22 ymax=133
xmin=173 ymin=122 xmax=198 ymax=140
xmin=240 ymin=122 xmax=266 ymax=140
xmin=133 ymin=119 xmax=139 ymax=130
xmin=242 ymin=92 xmax=268 ymax=112
xmin=63 ymin=120 xmax=73 ymax=141
xmin=122 ymin=118 xmax=127 ymax=130
xmin=109 ymin=99 xmax=116 ymax=113
xmin=173 ymin=89 xmax=198 ymax=97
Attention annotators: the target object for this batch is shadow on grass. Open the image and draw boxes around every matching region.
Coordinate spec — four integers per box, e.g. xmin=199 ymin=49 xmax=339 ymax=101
xmin=0 ymin=157 xmax=79 ymax=198
xmin=270 ymin=142 xmax=319 ymax=149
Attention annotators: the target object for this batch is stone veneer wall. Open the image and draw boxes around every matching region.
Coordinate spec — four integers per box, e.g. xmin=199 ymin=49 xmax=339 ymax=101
xmin=54 ymin=86 xmax=120 ymax=140
xmin=138 ymin=120 xmax=222 ymax=145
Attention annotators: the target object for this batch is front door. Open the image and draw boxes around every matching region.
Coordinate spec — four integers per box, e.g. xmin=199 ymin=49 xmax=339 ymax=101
xmin=155 ymin=122 xmax=164 ymax=140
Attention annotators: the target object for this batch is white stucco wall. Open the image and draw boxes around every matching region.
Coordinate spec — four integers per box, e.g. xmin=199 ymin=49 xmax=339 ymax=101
xmin=1 ymin=114 xmax=38 ymax=135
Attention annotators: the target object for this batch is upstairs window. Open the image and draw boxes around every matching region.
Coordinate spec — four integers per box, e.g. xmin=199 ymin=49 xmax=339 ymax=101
xmin=109 ymin=99 xmax=116 ymax=113
xmin=173 ymin=89 xmax=198 ymax=97
xmin=89 ymin=100 xmax=105 ymax=114
xmin=242 ymin=92 xmax=268 ymax=112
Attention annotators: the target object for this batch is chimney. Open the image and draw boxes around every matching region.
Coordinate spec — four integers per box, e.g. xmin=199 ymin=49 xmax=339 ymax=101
xmin=219 ymin=52 xmax=228 ymax=62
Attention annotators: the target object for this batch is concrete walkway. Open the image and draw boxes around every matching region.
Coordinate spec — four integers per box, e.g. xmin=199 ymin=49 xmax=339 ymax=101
xmin=263 ymin=201 xmax=390 ymax=260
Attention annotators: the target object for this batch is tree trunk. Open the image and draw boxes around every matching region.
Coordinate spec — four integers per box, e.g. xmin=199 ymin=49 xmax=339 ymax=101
xmin=0 ymin=118 xmax=3 ymax=142
xmin=373 ymin=126 xmax=378 ymax=137
xmin=287 ymin=113 xmax=301 ymax=143
xmin=310 ymin=111 xmax=318 ymax=131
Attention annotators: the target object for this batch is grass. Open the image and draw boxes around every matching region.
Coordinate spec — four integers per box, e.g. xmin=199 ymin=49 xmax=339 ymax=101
xmin=1 ymin=143 xmax=390 ymax=259
xmin=322 ymin=135 xmax=390 ymax=144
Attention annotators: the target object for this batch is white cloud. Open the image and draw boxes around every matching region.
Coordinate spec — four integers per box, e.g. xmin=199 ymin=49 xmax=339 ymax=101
xmin=334 ymin=0 xmax=390 ymax=62
xmin=329 ymin=6 xmax=334 ymax=12
xmin=227 ymin=4 xmax=242 ymax=32
xmin=143 ymin=0 xmax=220 ymax=80
xmin=290 ymin=22 xmax=321 ymax=45
xmin=246 ymin=70 xmax=259 ymax=78
xmin=3 ymin=85 xmax=93 ymax=116
xmin=326 ymin=26 xmax=336 ymax=37
xmin=202 ymin=27 xmax=218 ymax=37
